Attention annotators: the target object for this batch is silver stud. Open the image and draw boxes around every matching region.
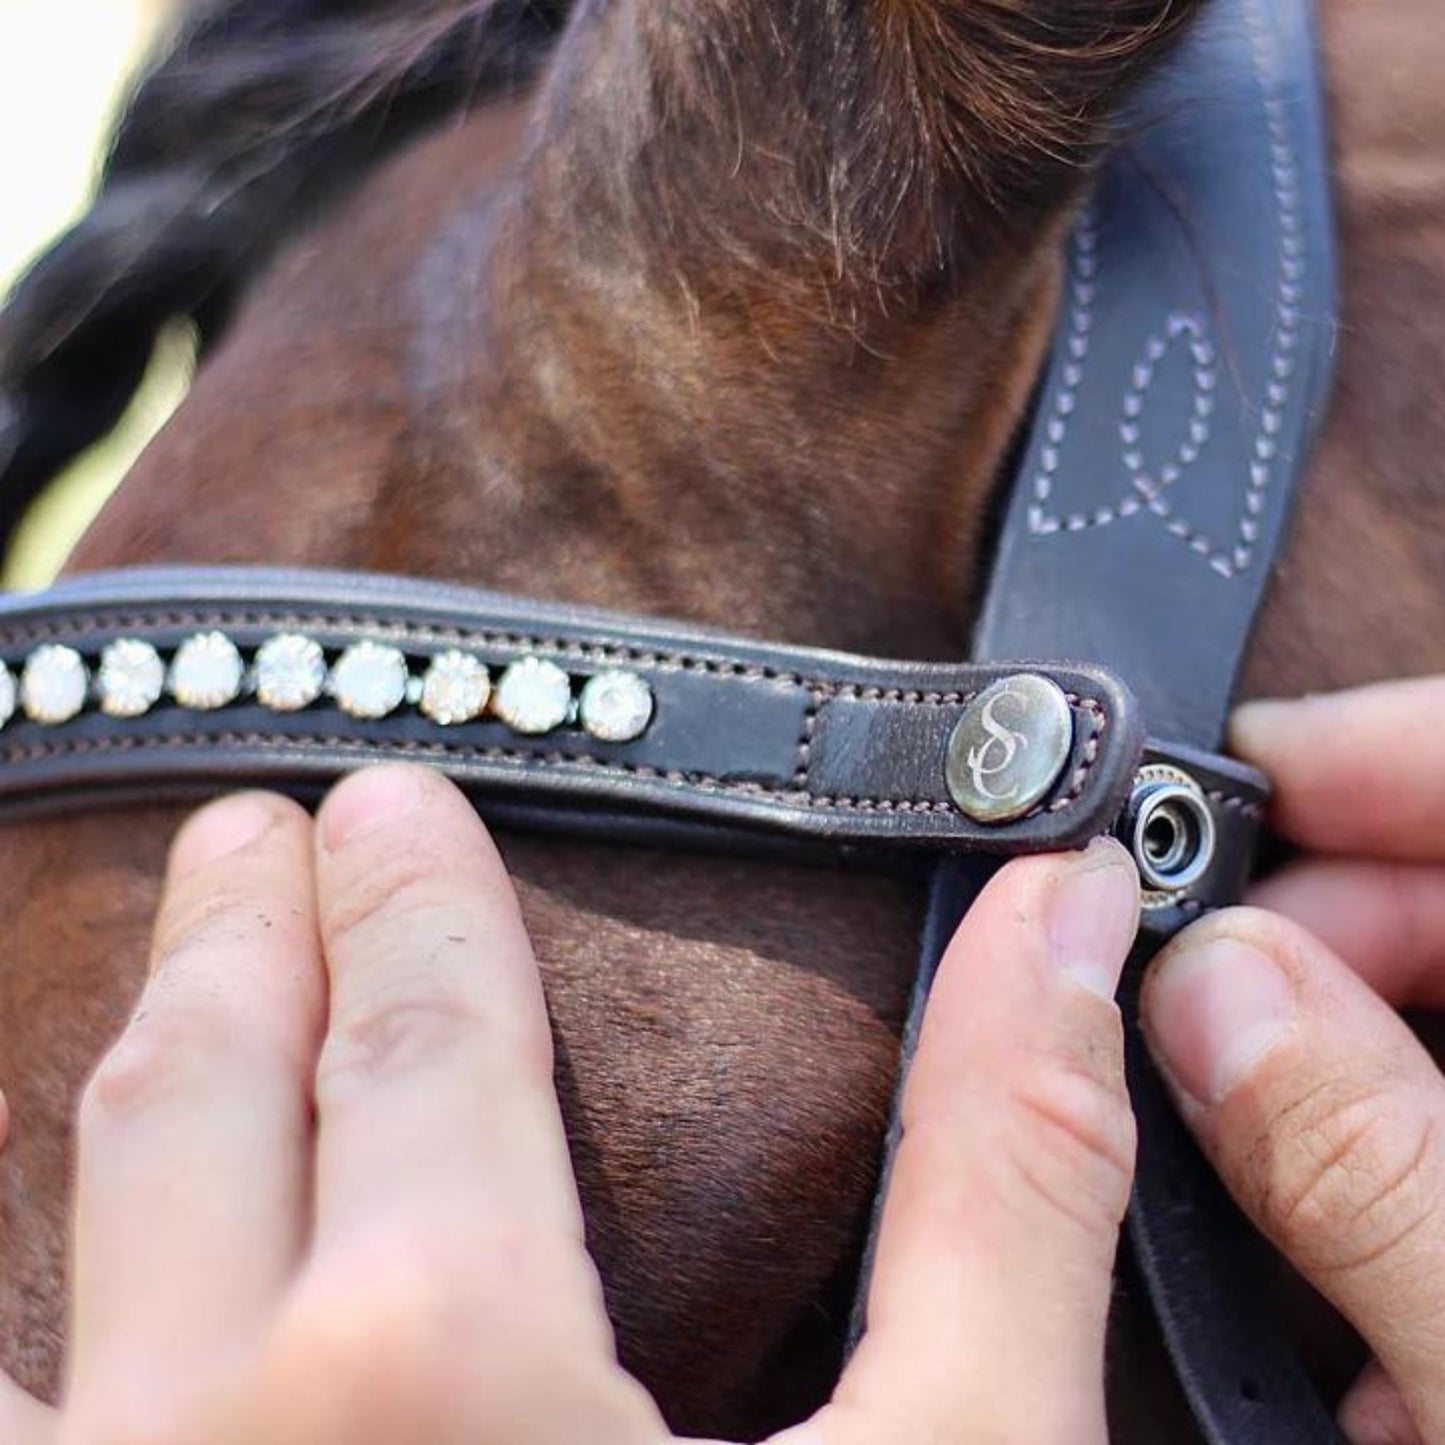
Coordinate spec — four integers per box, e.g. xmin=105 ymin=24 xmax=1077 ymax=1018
xmin=21 ymin=645 xmax=89 ymax=725
xmin=578 ymin=670 xmax=653 ymax=742
xmin=493 ymin=656 xmax=572 ymax=735
xmin=98 ymin=638 xmax=166 ymax=719
xmin=419 ymin=650 xmax=491 ymax=726
xmin=255 ymin=634 xmax=326 ymax=712
xmin=0 ymin=663 xmax=15 ymax=729
xmin=944 ymin=673 xmax=1074 ymax=824
xmin=330 ymin=641 xmax=409 ymax=720
xmin=171 ymin=632 xmax=244 ymax=710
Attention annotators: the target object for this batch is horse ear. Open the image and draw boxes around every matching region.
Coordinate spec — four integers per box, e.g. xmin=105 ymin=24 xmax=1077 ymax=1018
xmin=0 ymin=0 xmax=573 ymax=537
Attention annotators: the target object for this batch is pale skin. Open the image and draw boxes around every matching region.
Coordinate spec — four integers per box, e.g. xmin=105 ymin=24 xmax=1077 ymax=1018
xmin=0 ymin=675 xmax=1441 ymax=1445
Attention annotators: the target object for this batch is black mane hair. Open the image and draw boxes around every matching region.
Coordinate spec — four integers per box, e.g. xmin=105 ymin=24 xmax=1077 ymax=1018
xmin=0 ymin=0 xmax=570 ymax=549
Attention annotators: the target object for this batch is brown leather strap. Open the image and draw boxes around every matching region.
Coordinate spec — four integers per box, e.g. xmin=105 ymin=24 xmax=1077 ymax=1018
xmin=0 ymin=564 xmax=1159 ymax=856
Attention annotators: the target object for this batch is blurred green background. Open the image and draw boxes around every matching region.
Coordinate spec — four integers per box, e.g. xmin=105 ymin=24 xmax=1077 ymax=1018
xmin=0 ymin=0 xmax=187 ymax=588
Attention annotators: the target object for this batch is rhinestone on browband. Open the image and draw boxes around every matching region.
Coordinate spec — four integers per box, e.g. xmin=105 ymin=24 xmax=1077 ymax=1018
xmin=3 ymin=631 xmax=654 ymax=744
xmin=98 ymin=638 xmax=166 ymax=718
xmin=170 ymin=632 xmax=244 ymax=709
xmin=493 ymin=656 xmax=572 ymax=735
xmin=418 ymin=650 xmax=490 ymax=725
xmin=22 ymin=645 xmax=89 ymax=725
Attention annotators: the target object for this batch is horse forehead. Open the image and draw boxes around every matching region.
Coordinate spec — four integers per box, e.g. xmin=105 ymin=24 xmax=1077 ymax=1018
xmin=80 ymin=104 xmax=534 ymax=554
xmin=216 ymin=101 xmax=534 ymax=360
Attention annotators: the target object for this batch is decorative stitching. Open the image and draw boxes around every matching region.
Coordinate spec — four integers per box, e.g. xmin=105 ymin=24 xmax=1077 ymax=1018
xmin=0 ymin=607 xmax=826 ymax=686
xmin=0 ymin=607 xmax=985 ymax=708
xmin=1124 ymin=313 xmax=1216 ymax=507
xmin=1138 ymin=1 xmax=1303 ymax=578
xmin=0 ymin=721 xmax=1098 ymax=820
xmin=793 ymin=688 xmax=825 ymax=786
xmin=1234 ymin=0 xmax=1305 ymax=577
xmin=1028 ymin=0 xmax=1306 ymax=580
xmin=1206 ymin=787 xmax=1266 ymax=820
xmin=1048 ymin=697 xmax=1105 ymax=812
xmin=824 ymin=684 xmax=976 ymax=705
xmin=1028 ymin=207 xmax=1099 ymax=539
xmin=0 ymin=695 xmax=1113 ymax=820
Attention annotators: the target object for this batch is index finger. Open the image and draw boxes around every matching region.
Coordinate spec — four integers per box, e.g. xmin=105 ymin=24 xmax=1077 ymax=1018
xmin=1230 ymin=675 xmax=1445 ymax=863
xmin=301 ymin=766 xmax=660 ymax=1442
xmin=311 ymin=765 xmax=584 ymax=1253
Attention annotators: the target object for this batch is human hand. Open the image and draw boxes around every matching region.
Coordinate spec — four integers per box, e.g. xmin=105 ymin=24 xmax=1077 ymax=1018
xmin=0 ymin=762 xmax=1147 ymax=1444
xmin=1141 ymin=676 xmax=1445 ymax=1445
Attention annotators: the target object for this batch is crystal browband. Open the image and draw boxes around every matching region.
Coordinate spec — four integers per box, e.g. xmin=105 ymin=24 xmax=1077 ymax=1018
xmin=0 ymin=567 xmax=1263 ymax=913
xmin=8 ymin=630 xmax=656 ymax=742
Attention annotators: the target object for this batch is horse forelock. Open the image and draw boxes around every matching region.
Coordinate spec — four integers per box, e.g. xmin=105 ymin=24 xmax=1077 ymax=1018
xmin=0 ymin=0 xmax=572 ymax=528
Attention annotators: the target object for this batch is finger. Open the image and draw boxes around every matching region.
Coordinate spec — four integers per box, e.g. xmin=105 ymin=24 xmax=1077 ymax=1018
xmin=311 ymin=766 xmax=581 ymax=1254
xmin=1249 ymin=858 xmax=1445 ymax=1008
xmin=1230 ymin=676 xmax=1445 ymax=861
xmin=0 ymin=1374 xmax=56 ymax=1444
xmin=70 ymin=794 xmax=323 ymax=1399
xmin=305 ymin=766 xmax=661 ymax=1442
xmin=804 ymin=840 xmax=1139 ymax=1445
xmin=1339 ymin=1360 xmax=1424 ymax=1445
xmin=1143 ymin=908 xmax=1445 ymax=1441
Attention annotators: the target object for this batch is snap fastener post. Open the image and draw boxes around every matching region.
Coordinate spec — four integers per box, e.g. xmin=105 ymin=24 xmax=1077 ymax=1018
xmin=1125 ymin=763 xmax=1217 ymax=903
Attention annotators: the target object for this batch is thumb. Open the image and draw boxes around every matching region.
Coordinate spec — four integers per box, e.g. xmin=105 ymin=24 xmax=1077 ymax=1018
xmin=797 ymin=839 xmax=1140 ymax=1445
xmin=0 ymin=1376 xmax=54 ymax=1445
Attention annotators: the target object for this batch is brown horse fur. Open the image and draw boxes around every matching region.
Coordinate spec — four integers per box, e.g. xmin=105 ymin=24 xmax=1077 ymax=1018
xmin=0 ymin=0 xmax=1443 ymax=1438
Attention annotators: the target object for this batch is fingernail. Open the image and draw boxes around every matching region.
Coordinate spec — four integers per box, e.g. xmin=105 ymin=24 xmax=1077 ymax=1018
xmin=1147 ymin=935 xmax=1296 ymax=1106
xmin=1047 ymin=837 xmax=1141 ymax=998
xmin=170 ymin=793 xmax=280 ymax=879
xmin=1228 ymin=697 xmax=1294 ymax=759
xmin=321 ymin=764 xmax=429 ymax=850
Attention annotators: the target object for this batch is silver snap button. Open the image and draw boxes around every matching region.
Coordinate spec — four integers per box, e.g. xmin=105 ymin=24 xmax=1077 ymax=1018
xmin=1126 ymin=763 xmax=1217 ymax=905
xmin=945 ymin=674 xmax=1074 ymax=824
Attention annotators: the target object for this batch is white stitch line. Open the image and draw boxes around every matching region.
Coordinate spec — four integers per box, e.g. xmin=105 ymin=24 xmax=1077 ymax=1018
xmin=1029 ymin=3 xmax=1306 ymax=580
xmin=1030 ymin=207 xmax=1098 ymax=525
xmin=1122 ymin=312 xmax=1216 ymax=503
xmin=1233 ymin=0 xmax=1304 ymax=574
xmin=0 ymin=711 xmax=1110 ymax=820
xmin=1118 ymin=3 xmax=1303 ymax=578
xmin=0 ymin=609 xmax=1075 ymax=724
xmin=0 ymin=608 xmax=893 ymax=702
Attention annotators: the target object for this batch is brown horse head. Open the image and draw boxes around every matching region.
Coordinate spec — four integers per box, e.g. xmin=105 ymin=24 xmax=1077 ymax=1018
xmin=1 ymin=0 xmax=1442 ymax=1437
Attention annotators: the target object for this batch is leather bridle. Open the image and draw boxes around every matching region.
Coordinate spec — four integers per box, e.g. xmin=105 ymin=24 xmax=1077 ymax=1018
xmin=0 ymin=0 xmax=1340 ymax=1438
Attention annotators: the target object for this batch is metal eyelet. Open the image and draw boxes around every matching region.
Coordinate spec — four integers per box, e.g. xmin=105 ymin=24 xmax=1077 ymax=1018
xmin=1125 ymin=763 xmax=1216 ymax=906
